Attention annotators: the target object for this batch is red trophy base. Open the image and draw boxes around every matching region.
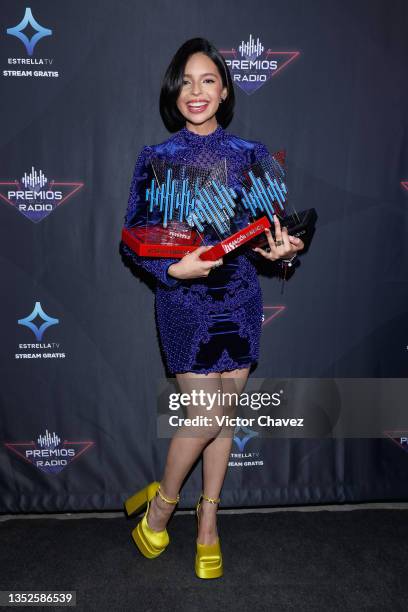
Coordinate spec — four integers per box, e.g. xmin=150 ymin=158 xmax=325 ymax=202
xmin=199 ymin=216 xmax=271 ymax=261
xmin=121 ymin=216 xmax=271 ymax=260
xmin=121 ymin=225 xmax=203 ymax=257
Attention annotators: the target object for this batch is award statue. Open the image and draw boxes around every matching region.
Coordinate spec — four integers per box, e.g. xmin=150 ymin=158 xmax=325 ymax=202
xmin=232 ymin=150 xmax=317 ymax=255
xmin=121 ymin=149 xmax=316 ymax=261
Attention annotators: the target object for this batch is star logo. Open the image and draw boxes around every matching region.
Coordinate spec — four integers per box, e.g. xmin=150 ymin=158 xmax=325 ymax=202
xmin=6 ymin=7 xmax=52 ymax=56
xmin=18 ymin=302 xmax=59 ymax=341
xmin=233 ymin=425 xmax=259 ymax=452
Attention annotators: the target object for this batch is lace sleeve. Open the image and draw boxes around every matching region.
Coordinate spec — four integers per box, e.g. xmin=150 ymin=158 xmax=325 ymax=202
xmin=253 ymin=140 xmax=271 ymax=162
xmin=122 ymin=146 xmax=180 ymax=288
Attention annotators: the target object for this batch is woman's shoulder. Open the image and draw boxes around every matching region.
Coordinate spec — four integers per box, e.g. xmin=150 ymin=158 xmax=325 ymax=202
xmin=224 ymin=130 xmax=270 ymax=157
xmin=140 ymin=131 xmax=184 ymax=155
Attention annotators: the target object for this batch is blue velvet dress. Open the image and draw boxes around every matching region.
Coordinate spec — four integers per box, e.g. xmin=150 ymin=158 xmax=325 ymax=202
xmin=122 ymin=124 xmax=272 ymax=375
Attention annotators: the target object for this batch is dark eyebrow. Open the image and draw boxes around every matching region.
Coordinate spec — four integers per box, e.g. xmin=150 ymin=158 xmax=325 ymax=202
xmin=183 ymin=72 xmax=218 ymax=77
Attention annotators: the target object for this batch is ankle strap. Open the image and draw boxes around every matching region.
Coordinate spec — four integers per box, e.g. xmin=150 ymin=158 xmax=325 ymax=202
xmin=157 ymin=483 xmax=180 ymax=505
xmin=200 ymin=492 xmax=220 ymax=504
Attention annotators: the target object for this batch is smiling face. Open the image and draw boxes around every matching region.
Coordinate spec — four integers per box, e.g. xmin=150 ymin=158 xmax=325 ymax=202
xmin=176 ymin=52 xmax=228 ymax=132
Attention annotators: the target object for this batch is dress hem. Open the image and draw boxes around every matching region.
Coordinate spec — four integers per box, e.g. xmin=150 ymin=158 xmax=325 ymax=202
xmin=169 ymin=362 xmax=255 ymax=376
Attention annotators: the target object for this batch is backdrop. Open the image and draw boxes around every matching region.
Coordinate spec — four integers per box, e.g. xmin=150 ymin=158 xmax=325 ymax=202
xmin=1 ymin=0 xmax=407 ymax=512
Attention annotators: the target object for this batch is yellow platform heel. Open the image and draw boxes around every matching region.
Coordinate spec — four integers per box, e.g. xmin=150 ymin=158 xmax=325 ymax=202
xmin=124 ymin=481 xmax=180 ymax=559
xmin=195 ymin=492 xmax=223 ymax=579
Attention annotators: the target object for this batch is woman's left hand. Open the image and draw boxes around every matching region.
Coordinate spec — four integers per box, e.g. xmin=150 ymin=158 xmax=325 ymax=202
xmin=252 ymin=214 xmax=304 ymax=261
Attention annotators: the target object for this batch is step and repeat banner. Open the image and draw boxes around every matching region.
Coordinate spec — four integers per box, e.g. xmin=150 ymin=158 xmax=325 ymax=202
xmin=1 ymin=0 xmax=408 ymax=512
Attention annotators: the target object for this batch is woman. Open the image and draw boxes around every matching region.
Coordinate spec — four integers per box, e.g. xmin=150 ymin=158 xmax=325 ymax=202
xmin=122 ymin=37 xmax=304 ymax=579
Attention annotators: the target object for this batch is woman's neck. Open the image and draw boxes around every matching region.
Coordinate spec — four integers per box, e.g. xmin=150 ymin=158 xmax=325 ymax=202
xmin=184 ymin=119 xmax=219 ymax=136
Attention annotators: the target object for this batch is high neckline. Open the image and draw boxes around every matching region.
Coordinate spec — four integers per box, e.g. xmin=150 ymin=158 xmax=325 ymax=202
xmin=179 ymin=124 xmax=224 ymax=144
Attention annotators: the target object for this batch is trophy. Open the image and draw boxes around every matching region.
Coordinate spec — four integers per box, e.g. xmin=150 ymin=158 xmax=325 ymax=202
xmin=229 ymin=150 xmax=317 ymax=255
xmin=121 ymin=149 xmax=317 ymax=261
xmin=122 ymin=154 xmax=270 ymax=260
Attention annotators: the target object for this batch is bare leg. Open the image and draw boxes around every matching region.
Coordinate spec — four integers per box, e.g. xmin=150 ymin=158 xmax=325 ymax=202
xmin=147 ymin=371 xmax=224 ymax=532
xmin=197 ymin=367 xmax=250 ymax=545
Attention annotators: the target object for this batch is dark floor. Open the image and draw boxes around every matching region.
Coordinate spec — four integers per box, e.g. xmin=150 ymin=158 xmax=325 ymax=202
xmin=1 ymin=508 xmax=407 ymax=611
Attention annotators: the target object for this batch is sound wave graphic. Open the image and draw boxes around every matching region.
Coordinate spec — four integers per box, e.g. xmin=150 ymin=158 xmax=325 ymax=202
xmin=239 ymin=34 xmax=264 ymax=60
xmin=21 ymin=166 xmax=47 ymax=190
xmin=37 ymin=429 xmax=60 ymax=448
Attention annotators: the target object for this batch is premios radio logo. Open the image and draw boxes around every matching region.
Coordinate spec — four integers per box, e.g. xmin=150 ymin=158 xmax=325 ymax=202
xmin=220 ymin=33 xmax=300 ymax=95
xmin=5 ymin=428 xmax=94 ymax=474
xmin=384 ymin=431 xmax=408 ymax=455
xmin=0 ymin=166 xmax=83 ymax=222
xmin=3 ymin=7 xmax=58 ymax=78
xmin=16 ymin=301 xmax=66 ymax=360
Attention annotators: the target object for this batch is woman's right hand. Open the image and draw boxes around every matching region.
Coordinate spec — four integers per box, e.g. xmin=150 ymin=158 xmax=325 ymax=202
xmin=167 ymin=246 xmax=223 ymax=280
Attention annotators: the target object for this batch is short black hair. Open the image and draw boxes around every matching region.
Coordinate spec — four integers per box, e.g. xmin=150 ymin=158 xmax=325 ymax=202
xmin=159 ymin=37 xmax=235 ymax=133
